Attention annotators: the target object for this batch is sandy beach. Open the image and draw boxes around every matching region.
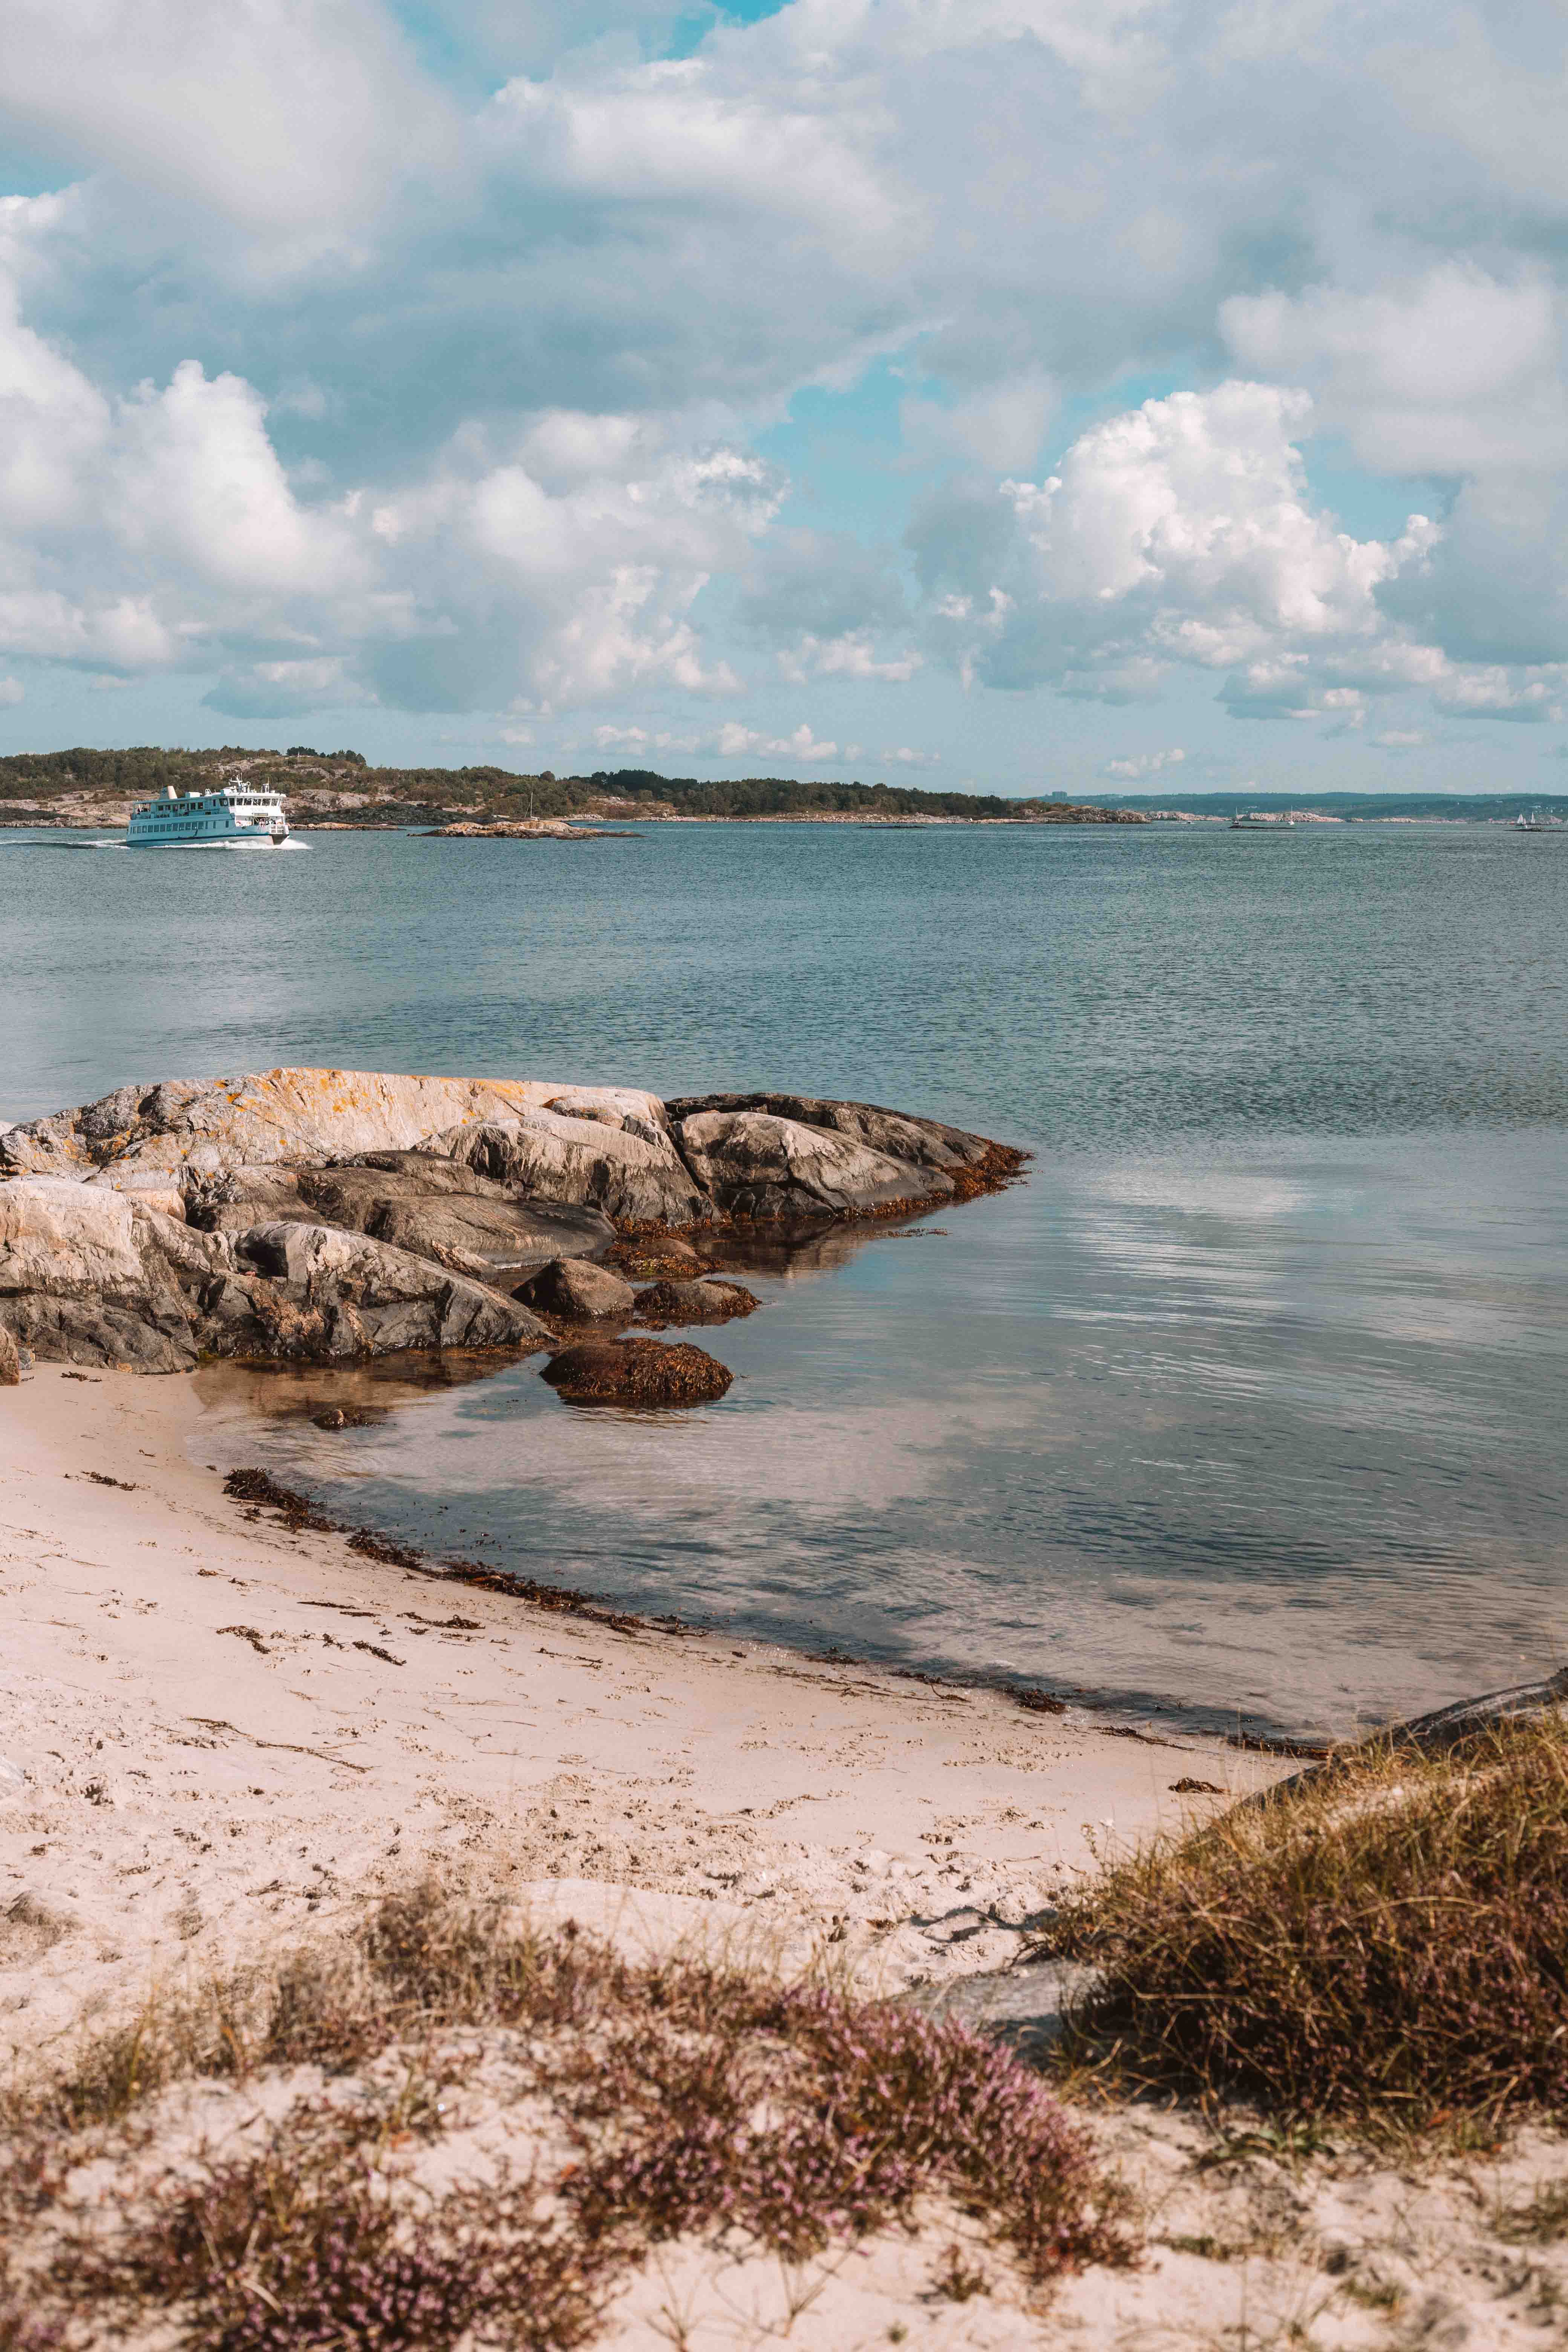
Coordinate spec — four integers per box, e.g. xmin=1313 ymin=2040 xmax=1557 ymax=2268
xmin=8 ymin=1366 xmax=1568 ymax=2350
xmin=2 ymin=1363 xmax=1277 ymax=2055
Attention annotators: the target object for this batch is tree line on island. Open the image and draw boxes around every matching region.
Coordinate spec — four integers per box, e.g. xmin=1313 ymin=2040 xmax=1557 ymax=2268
xmin=0 ymin=746 xmax=1137 ymax=824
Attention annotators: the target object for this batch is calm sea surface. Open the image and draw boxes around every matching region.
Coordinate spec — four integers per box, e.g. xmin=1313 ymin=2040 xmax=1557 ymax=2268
xmin=5 ymin=818 xmax=1565 ymax=1739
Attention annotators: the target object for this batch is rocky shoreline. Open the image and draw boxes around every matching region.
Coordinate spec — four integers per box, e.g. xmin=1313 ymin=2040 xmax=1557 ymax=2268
xmin=0 ymin=1067 xmax=1023 ymax=1381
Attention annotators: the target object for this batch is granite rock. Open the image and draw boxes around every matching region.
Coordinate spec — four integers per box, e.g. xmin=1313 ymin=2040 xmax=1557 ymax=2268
xmin=230 ymin=1223 xmax=552 ymax=1358
xmin=514 ymin=1257 xmax=637 ymax=1320
xmin=675 ymin=1109 xmax=952 ymax=1220
xmin=0 ymin=1181 xmax=218 ymax=1371
xmin=1 ymin=1066 xmax=1020 ymax=1371
xmin=667 ymin=1091 xmax=998 ymax=1176
xmin=436 ymin=1107 xmax=704 ymax=1227
xmin=0 ymin=1066 xmax=571 ymax=1181
xmin=189 ymin=1158 xmax=616 ymax=1273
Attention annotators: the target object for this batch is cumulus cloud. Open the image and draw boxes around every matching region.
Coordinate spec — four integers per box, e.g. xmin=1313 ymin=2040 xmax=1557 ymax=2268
xmin=587 ymin=718 xmax=861 ymax=768
xmin=1433 ymin=668 xmax=1564 ymax=723
xmin=3 ymin=0 xmax=1568 ymax=755
xmin=1103 ymin=747 xmax=1185 ymax=779
xmin=0 ymin=246 xmax=778 ymax=712
xmin=0 ymin=677 xmax=24 ymax=706
xmin=1 ymin=0 xmax=453 ymax=239
xmin=1221 ymin=270 xmax=1568 ymax=479
xmin=778 ymin=633 xmax=921 ymax=683
xmin=715 ymin=720 xmax=839 ymax=764
xmin=914 ymin=384 xmax=1417 ymax=706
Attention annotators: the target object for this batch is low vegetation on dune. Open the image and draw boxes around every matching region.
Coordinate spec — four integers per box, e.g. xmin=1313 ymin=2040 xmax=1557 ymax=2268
xmin=1049 ymin=1713 xmax=1568 ymax=2130
xmin=8 ymin=1732 xmax=1567 ymax=2344
xmin=0 ymin=1883 xmax=1127 ymax=2350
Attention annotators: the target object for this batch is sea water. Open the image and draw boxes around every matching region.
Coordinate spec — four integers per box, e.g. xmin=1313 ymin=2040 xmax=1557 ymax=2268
xmin=5 ymin=818 xmax=1565 ymax=1739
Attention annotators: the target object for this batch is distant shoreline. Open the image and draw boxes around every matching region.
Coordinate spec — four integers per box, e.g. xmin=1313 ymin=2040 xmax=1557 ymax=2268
xmin=0 ymin=808 xmax=1548 ymax=832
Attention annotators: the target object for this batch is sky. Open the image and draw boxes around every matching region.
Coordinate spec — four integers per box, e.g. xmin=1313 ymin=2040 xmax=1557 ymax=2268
xmin=2 ymin=1 xmax=1568 ymax=796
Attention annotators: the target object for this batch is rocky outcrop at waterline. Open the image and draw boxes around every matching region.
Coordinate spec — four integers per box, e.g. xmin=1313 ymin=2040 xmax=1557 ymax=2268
xmin=0 ymin=1065 xmax=1024 ymax=1380
xmin=515 ymin=1256 xmax=638 ymax=1321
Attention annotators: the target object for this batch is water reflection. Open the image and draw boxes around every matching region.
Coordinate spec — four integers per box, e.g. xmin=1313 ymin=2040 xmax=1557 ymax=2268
xmin=196 ymin=1130 xmax=1568 ymax=1746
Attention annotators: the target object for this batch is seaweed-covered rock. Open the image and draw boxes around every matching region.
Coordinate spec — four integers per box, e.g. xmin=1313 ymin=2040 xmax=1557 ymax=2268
xmin=634 ymin=1277 xmax=759 ymax=1328
xmin=541 ymin=1337 xmax=732 ymax=1406
xmin=605 ymin=1236 xmax=705 ymax=1280
xmin=514 ymin=1257 xmax=636 ymax=1320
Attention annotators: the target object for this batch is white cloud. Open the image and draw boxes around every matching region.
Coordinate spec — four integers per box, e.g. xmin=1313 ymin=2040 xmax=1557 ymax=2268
xmin=202 ymin=655 xmax=369 ymax=719
xmin=901 ymin=371 xmax=1057 ymax=473
xmin=881 ymin=745 xmax=940 ymax=767
xmin=777 ymin=631 xmax=921 ymax=683
xmin=0 ymin=676 xmax=23 ymax=705
xmin=1103 ymin=746 xmax=1185 ymax=779
xmin=715 ymin=720 xmax=839 ymax=764
xmin=1 ymin=0 xmax=453 ymax=239
xmin=3 ymin=0 xmax=1568 ymax=752
xmin=1221 ymin=270 xmax=1568 ymax=478
xmin=1371 ymin=729 xmax=1427 ymax=749
xmin=917 ymin=383 xmax=1416 ymax=707
xmin=115 ymin=361 xmax=354 ymax=596
xmin=1433 ymin=668 xmax=1564 ymax=723
xmin=588 ymin=719 xmax=864 ymax=767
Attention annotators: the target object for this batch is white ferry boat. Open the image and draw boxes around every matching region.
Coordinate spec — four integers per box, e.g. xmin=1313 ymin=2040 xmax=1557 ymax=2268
xmin=127 ymin=779 xmax=289 ymax=849
xmin=1230 ymin=809 xmax=1295 ymax=829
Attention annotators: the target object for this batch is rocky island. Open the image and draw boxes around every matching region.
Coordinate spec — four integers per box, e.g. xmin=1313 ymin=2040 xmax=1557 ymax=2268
xmin=0 ymin=745 xmax=1147 ymax=829
xmin=0 ymin=1066 xmax=1022 ymax=1383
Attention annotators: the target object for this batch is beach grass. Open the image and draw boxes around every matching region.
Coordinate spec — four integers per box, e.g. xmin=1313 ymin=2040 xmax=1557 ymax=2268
xmin=1048 ymin=1712 xmax=1568 ymax=2132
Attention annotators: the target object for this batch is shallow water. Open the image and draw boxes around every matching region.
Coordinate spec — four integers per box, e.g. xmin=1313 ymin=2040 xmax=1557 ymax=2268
xmin=6 ymin=818 xmax=1566 ymax=1738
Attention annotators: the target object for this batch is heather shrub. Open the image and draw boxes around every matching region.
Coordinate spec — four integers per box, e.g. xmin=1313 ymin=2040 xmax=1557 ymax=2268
xmin=555 ymin=1980 xmax=1121 ymax=2276
xmin=1053 ymin=1714 xmax=1568 ymax=2124
xmin=13 ymin=1883 xmax=1126 ymax=2347
xmin=72 ymin=2106 xmax=600 ymax=2352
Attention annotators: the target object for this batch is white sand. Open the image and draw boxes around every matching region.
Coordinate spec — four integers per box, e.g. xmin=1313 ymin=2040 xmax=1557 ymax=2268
xmin=5 ymin=1366 xmax=1563 ymax=2349
xmin=2 ymin=1365 xmax=1275 ymax=2048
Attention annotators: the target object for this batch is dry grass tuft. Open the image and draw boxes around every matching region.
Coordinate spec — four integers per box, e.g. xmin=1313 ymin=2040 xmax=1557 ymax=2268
xmin=1049 ymin=1714 xmax=1568 ymax=2128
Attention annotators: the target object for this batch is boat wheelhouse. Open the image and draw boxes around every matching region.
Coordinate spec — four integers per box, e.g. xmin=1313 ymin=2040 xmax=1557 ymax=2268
xmin=127 ymin=780 xmax=289 ymax=849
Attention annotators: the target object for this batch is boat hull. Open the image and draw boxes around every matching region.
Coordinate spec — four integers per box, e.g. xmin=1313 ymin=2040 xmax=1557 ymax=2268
xmin=125 ymin=831 xmax=288 ymax=849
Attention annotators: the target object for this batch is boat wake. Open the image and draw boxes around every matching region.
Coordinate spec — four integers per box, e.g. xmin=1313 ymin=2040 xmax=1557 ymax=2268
xmin=3 ymin=836 xmax=127 ymax=851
